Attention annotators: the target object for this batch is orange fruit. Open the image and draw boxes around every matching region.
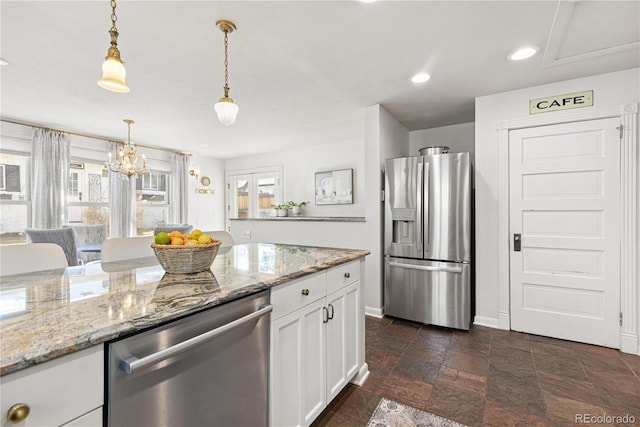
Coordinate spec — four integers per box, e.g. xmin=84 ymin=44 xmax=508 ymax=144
xmin=171 ymin=237 xmax=185 ymax=245
xmin=168 ymin=231 xmax=182 ymax=239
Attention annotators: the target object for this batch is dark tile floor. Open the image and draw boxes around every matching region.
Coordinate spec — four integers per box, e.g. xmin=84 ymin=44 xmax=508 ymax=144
xmin=311 ymin=316 xmax=640 ymax=427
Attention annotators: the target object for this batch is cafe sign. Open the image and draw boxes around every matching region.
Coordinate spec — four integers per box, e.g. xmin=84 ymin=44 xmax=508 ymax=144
xmin=529 ymin=90 xmax=593 ymax=114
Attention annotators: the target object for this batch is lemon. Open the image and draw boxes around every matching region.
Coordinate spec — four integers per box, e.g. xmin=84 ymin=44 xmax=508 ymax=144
xmin=185 ymin=239 xmax=198 ymax=246
xmin=197 ymin=234 xmax=212 ymax=244
xmin=155 ymin=232 xmax=171 ymax=245
xmin=191 ymin=229 xmax=203 ymax=239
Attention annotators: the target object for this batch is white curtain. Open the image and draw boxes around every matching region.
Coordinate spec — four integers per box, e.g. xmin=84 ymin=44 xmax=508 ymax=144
xmin=169 ymin=153 xmax=190 ymax=224
xmin=31 ymin=128 xmax=70 ymax=228
xmin=108 ymin=142 xmax=137 ymax=237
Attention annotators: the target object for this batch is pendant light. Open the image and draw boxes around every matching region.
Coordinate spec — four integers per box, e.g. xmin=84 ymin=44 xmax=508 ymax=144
xmin=98 ymin=0 xmax=129 ymax=93
xmin=214 ymin=20 xmax=239 ymax=126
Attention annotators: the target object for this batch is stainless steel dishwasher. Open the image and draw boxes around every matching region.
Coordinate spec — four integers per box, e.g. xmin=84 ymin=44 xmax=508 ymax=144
xmin=107 ymin=290 xmax=271 ymax=427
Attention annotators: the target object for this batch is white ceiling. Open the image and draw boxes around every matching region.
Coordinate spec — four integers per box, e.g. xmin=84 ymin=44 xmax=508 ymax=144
xmin=1 ymin=1 xmax=639 ymax=158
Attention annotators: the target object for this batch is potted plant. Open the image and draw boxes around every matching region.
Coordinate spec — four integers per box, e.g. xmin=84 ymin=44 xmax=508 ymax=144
xmin=274 ymin=204 xmax=289 ymax=217
xmin=287 ymin=201 xmax=309 ymax=217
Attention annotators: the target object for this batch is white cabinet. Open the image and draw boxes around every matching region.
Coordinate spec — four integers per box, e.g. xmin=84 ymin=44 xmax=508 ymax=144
xmin=270 ymin=260 xmax=366 ymax=427
xmin=0 ymin=346 xmax=103 ymax=427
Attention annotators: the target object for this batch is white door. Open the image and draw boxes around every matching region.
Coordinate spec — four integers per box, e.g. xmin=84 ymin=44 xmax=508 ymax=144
xmin=509 ymin=118 xmax=621 ymax=348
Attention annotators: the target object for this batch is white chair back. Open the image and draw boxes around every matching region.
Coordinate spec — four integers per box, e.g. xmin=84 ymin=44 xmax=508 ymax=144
xmin=0 ymin=243 xmax=68 ymax=275
xmin=206 ymin=231 xmax=235 ymax=248
xmin=101 ymin=236 xmax=155 ymax=263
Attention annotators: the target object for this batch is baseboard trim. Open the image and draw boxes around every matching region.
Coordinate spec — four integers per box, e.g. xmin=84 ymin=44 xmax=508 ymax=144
xmin=351 ymin=362 xmax=370 ymax=386
xmin=473 ymin=316 xmax=500 ymax=329
xmin=621 ymin=332 xmax=640 ymax=355
xmin=365 ymin=306 xmax=384 ymax=318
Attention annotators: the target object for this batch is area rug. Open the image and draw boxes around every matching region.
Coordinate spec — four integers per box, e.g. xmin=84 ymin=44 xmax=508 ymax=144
xmin=366 ymin=398 xmax=468 ymax=427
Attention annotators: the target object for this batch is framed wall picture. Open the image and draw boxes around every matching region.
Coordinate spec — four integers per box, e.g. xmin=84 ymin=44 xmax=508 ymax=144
xmin=315 ymin=168 xmax=353 ymax=205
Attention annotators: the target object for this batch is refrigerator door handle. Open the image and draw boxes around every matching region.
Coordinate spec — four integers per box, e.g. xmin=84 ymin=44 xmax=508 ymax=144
xmin=388 ymin=261 xmax=462 ymax=274
xmin=416 ymin=161 xmax=423 ymax=251
xmin=423 ymin=161 xmax=429 ymax=250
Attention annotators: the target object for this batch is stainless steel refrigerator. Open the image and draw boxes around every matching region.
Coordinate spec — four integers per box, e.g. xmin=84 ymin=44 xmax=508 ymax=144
xmin=384 ymin=147 xmax=471 ymax=330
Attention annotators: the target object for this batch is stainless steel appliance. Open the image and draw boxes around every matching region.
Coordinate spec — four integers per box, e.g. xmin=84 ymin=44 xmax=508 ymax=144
xmin=107 ymin=290 xmax=271 ymax=426
xmin=384 ymin=147 xmax=471 ymax=330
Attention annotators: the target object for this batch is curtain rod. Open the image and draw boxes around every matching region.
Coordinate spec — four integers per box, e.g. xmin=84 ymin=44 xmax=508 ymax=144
xmin=1 ymin=117 xmax=192 ymax=157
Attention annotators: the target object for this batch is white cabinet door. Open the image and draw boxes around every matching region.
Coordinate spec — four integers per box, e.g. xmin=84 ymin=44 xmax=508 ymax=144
xmin=271 ymin=298 xmax=326 ymax=427
xmin=325 ymin=280 xmax=360 ymax=401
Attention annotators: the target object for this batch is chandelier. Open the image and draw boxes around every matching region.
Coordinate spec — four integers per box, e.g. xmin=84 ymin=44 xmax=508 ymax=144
xmin=97 ymin=0 xmax=129 ymax=93
xmin=105 ymin=119 xmax=147 ymax=178
xmin=214 ymin=20 xmax=239 ymax=126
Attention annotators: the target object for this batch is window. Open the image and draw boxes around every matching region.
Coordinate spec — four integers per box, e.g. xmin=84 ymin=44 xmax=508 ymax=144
xmin=136 ymin=171 xmax=170 ymax=235
xmin=0 ymin=153 xmax=30 ymax=244
xmin=142 ymin=172 xmax=160 ymax=190
xmin=67 ymin=160 xmax=109 ymax=227
xmin=68 ymin=171 xmax=79 ymax=198
xmin=226 ymin=166 xmax=283 ymax=229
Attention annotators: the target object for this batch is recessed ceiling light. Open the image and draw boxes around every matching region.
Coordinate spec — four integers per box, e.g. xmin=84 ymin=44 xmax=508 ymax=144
xmin=0 ymin=58 xmax=8 ymax=66
xmin=411 ymin=73 xmax=431 ymax=83
xmin=508 ymin=46 xmax=539 ymax=61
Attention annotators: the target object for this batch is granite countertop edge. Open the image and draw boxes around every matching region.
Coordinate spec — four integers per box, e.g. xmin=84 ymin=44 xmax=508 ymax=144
xmin=0 ymin=248 xmax=370 ymax=376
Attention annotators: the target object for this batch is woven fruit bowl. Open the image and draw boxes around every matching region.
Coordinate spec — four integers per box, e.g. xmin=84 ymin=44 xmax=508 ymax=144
xmin=151 ymin=240 xmax=222 ymax=274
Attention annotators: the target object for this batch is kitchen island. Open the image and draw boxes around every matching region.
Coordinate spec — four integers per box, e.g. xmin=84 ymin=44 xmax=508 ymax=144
xmin=0 ymin=243 xmax=369 ymax=426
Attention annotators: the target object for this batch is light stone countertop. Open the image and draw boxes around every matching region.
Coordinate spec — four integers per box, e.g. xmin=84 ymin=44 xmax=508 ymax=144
xmin=0 ymin=243 xmax=369 ymax=376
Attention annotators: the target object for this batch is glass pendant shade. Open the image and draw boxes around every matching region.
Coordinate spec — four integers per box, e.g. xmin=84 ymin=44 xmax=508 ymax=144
xmin=215 ymin=99 xmax=239 ymax=126
xmin=98 ymin=57 xmax=129 ymax=93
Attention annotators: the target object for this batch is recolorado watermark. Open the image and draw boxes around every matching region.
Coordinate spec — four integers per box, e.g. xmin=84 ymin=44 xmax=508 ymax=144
xmin=575 ymin=413 xmax=636 ymax=424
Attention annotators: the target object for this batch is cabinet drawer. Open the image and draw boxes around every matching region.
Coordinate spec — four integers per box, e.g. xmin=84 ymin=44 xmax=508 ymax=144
xmin=271 ymin=272 xmax=326 ymax=320
xmin=327 ymin=260 xmax=360 ymax=295
xmin=0 ymin=346 xmax=103 ymax=427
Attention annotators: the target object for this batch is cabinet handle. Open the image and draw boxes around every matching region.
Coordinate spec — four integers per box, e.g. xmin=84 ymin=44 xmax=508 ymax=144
xmin=7 ymin=403 xmax=30 ymax=424
xmin=323 ymin=306 xmax=329 ymax=323
xmin=328 ymin=303 xmax=334 ymax=320
xmin=301 ymin=288 xmax=309 ymax=296
xmin=344 ymin=272 xmax=350 ymax=278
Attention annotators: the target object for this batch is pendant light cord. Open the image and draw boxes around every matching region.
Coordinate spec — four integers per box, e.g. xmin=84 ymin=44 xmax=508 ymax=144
xmin=223 ymin=30 xmax=230 ymax=98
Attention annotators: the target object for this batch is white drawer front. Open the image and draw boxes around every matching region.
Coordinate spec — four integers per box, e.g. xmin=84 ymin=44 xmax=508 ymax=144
xmin=271 ymin=272 xmax=326 ymax=320
xmin=327 ymin=260 xmax=360 ymax=295
xmin=1 ymin=346 xmax=103 ymax=427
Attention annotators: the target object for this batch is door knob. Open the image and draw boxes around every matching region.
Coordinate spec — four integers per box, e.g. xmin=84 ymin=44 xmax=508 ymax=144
xmin=301 ymin=289 xmax=309 ymax=296
xmin=344 ymin=272 xmax=350 ymax=278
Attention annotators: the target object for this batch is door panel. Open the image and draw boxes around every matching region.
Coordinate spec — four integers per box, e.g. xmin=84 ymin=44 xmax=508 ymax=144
xmin=384 ymin=156 xmax=422 ymax=259
xmin=384 ymin=257 xmax=470 ymax=330
xmin=423 ymin=153 xmax=471 ymax=263
xmin=509 ymin=118 xmax=620 ymax=348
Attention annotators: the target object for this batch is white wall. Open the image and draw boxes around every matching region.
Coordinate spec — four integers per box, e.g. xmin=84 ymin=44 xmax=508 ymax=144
xmin=475 ymin=68 xmax=640 ymax=331
xmin=225 ymin=138 xmax=365 ymax=218
xmin=187 ymin=155 xmax=226 ymax=232
xmin=409 ymin=122 xmax=475 ymax=164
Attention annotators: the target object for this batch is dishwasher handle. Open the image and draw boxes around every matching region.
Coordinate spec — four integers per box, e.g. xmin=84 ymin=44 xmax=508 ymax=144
xmin=121 ymin=303 xmax=273 ymax=375
xmin=388 ymin=261 xmax=462 ymax=274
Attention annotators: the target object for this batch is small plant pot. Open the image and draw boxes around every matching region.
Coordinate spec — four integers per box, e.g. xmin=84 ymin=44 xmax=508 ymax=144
xmin=290 ymin=206 xmax=301 ymax=216
xmin=275 ymin=208 xmax=288 ymax=217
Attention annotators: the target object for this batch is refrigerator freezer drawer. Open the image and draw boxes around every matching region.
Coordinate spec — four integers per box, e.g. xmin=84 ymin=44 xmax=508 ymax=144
xmin=384 ymin=257 xmax=470 ymax=330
